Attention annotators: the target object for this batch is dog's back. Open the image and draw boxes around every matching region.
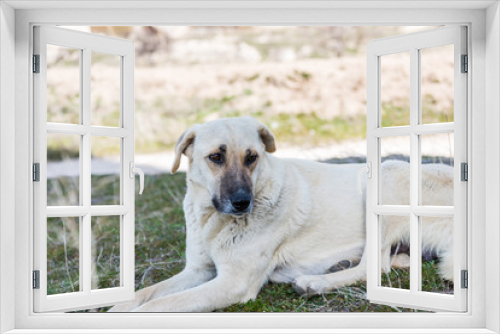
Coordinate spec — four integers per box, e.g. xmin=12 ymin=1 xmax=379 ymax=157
xmin=381 ymin=160 xmax=453 ymax=206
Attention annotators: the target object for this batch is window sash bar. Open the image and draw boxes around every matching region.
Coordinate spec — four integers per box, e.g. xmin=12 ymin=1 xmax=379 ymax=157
xmin=372 ymin=123 xmax=454 ymax=137
xmin=371 ymin=205 xmax=454 ymax=217
xmin=46 ymin=122 xmax=130 ymax=137
xmin=46 ymin=205 xmax=130 ymax=217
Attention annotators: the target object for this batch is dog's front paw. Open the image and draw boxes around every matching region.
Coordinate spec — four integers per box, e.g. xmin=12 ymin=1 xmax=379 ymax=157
xmin=293 ymin=275 xmax=330 ymax=297
xmin=391 ymin=253 xmax=411 ymax=269
xmin=107 ymin=301 xmax=138 ymax=312
xmin=107 ymin=290 xmax=151 ymax=312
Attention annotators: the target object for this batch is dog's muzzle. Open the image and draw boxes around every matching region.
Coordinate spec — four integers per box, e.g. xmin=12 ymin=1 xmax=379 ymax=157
xmin=230 ymin=190 xmax=252 ymax=214
xmin=213 ymin=189 xmax=253 ymax=215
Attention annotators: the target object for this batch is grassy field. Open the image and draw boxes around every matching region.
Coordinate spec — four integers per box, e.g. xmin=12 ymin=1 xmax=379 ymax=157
xmin=47 ymin=171 xmax=453 ymax=313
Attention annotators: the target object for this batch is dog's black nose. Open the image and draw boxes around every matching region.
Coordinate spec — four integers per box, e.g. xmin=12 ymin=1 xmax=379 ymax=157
xmin=231 ymin=192 xmax=251 ymax=211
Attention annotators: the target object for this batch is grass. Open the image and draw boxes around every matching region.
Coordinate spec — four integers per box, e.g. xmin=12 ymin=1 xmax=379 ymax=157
xmin=46 ymin=171 xmax=452 ymax=313
xmin=381 ymin=101 xmax=453 ymax=128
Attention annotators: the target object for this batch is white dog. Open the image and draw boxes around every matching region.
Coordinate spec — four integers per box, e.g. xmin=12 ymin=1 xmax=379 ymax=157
xmin=109 ymin=117 xmax=453 ymax=312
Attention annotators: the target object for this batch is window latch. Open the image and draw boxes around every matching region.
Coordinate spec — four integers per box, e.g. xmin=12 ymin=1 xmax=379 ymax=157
xmin=357 ymin=161 xmax=372 ymax=195
xmin=129 ymin=162 xmax=144 ymax=195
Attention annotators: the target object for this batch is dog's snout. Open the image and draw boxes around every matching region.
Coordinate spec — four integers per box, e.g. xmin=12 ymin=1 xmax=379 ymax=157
xmin=230 ymin=191 xmax=252 ymax=212
xmin=232 ymin=199 xmax=250 ymax=211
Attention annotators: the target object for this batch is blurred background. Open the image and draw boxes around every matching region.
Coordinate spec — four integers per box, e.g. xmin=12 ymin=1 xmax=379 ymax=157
xmin=46 ymin=26 xmax=455 ymax=312
xmin=48 ymin=25 xmax=454 ymax=165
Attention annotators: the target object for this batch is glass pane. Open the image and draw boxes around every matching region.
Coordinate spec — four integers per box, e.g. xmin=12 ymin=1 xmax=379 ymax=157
xmin=379 ymin=215 xmax=410 ymax=290
xmin=380 ymin=136 xmax=410 ymax=205
xmin=46 ymin=45 xmax=80 ymax=124
xmin=421 ymin=133 xmax=454 ymax=206
xmin=91 ymin=52 xmax=121 ymax=127
xmin=421 ymin=44 xmax=454 ymax=124
xmin=91 ymin=136 xmax=121 ymax=205
xmin=91 ymin=216 xmax=121 ymax=290
xmin=47 ymin=133 xmax=80 ymax=206
xmin=47 ymin=217 xmax=80 ymax=295
xmin=380 ymin=51 xmax=410 ymax=127
xmin=421 ymin=216 xmax=454 ymax=294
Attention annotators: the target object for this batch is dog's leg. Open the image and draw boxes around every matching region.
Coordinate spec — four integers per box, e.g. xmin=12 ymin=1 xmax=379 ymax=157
xmin=131 ymin=276 xmax=245 ymax=312
xmin=380 ymin=245 xmax=392 ymax=274
xmin=391 ymin=253 xmax=411 ymax=269
xmin=130 ymin=259 xmax=270 ymax=312
xmin=293 ymin=251 xmax=368 ymax=296
xmin=108 ymin=267 xmax=215 ymax=312
xmin=437 ymin=250 xmax=454 ymax=281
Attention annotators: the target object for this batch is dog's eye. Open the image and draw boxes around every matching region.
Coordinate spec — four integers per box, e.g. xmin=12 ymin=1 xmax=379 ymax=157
xmin=208 ymin=153 xmax=223 ymax=164
xmin=245 ymin=154 xmax=258 ymax=165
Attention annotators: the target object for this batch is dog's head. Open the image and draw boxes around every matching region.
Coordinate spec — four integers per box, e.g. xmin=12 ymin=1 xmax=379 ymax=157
xmin=171 ymin=117 xmax=276 ymax=216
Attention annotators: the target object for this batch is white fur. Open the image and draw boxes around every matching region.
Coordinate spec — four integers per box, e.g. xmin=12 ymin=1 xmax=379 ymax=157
xmin=109 ymin=118 xmax=453 ymax=312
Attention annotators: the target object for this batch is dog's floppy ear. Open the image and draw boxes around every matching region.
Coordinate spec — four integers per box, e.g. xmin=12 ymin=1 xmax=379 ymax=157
xmin=258 ymin=123 xmax=276 ymax=153
xmin=171 ymin=126 xmax=197 ymax=174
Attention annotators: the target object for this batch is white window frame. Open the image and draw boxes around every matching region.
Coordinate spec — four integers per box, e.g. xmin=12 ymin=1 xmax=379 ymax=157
xmin=0 ymin=1 xmax=499 ymax=333
xmin=366 ymin=26 xmax=468 ymax=312
xmin=33 ymin=25 xmax=136 ymax=312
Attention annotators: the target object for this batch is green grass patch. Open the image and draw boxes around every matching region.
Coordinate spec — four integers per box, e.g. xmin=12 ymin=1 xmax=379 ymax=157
xmin=260 ymin=112 xmax=367 ymax=146
xmin=381 ymin=100 xmax=453 ymax=127
xmin=381 ymin=267 xmax=411 ymax=290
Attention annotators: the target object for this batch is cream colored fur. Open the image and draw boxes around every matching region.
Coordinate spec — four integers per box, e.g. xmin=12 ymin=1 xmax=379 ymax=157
xmin=109 ymin=117 xmax=453 ymax=312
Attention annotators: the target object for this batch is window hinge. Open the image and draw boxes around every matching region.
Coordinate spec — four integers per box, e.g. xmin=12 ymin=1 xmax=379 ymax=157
xmin=33 ymin=54 xmax=40 ymax=73
xmin=461 ymin=270 xmax=468 ymax=289
xmin=461 ymin=162 xmax=468 ymax=182
xmin=461 ymin=54 xmax=468 ymax=73
xmin=33 ymin=270 xmax=40 ymax=289
xmin=33 ymin=163 xmax=40 ymax=182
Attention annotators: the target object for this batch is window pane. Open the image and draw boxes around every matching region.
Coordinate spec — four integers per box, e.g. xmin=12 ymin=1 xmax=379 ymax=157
xmin=421 ymin=44 xmax=454 ymax=124
xmin=379 ymin=215 xmax=410 ymax=290
xmin=91 ymin=216 xmax=121 ymax=290
xmin=421 ymin=216 xmax=454 ymax=295
xmin=91 ymin=52 xmax=121 ymax=127
xmin=47 ymin=133 xmax=80 ymax=206
xmin=46 ymin=45 xmax=80 ymax=124
xmin=91 ymin=136 xmax=121 ymax=205
xmin=421 ymin=133 xmax=454 ymax=206
xmin=380 ymin=51 xmax=410 ymax=127
xmin=380 ymin=136 xmax=410 ymax=205
xmin=47 ymin=217 xmax=80 ymax=295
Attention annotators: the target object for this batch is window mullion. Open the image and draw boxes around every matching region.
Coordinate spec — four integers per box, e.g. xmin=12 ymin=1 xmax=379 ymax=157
xmin=409 ymin=47 xmax=421 ymax=294
xmin=81 ymin=47 xmax=92 ymax=294
xmin=78 ymin=49 xmax=84 ymax=293
xmin=81 ymin=213 xmax=91 ymax=293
